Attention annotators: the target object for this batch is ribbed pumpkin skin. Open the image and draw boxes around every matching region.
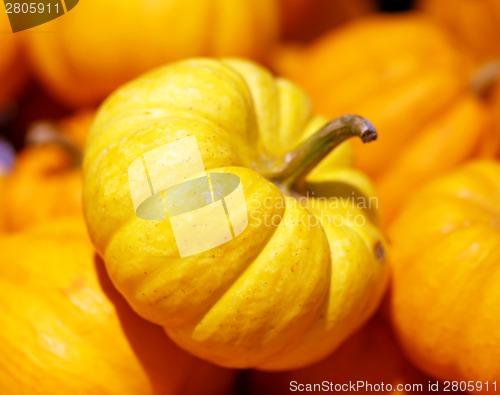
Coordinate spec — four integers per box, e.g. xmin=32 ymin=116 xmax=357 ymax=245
xmin=389 ymin=160 xmax=500 ymax=383
xmin=274 ymin=13 xmax=491 ymax=225
xmin=0 ymin=219 xmax=235 ymax=395
xmin=27 ymin=0 xmax=278 ymax=107
xmin=83 ymin=58 xmax=389 ymax=370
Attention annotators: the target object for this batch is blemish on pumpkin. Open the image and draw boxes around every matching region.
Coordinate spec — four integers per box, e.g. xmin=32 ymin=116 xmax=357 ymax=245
xmin=374 ymin=241 xmax=385 ymax=262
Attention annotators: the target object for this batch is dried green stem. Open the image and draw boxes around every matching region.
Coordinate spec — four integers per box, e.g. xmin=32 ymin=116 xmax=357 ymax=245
xmin=257 ymin=114 xmax=377 ymax=193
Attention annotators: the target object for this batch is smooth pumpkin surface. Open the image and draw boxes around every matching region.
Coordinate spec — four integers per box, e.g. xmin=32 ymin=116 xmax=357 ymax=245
xmin=389 ymin=160 xmax=500 ymax=382
xmin=83 ymin=58 xmax=389 ymax=370
xmin=27 ymin=0 xmax=278 ymax=107
xmin=247 ymin=314 xmax=435 ymax=395
xmin=0 ymin=218 xmax=235 ymax=395
xmin=417 ymin=0 xmax=500 ymax=62
xmin=274 ymin=13 xmax=491 ymax=224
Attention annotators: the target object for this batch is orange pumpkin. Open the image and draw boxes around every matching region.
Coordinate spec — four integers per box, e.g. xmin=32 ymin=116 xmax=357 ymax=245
xmin=0 ymin=218 xmax=236 ymax=394
xmin=247 ymin=314 xmax=440 ymax=395
xmin=27 ymin=0 xmax=279 ymax=107
xmin=417 ymin=0 xmax=500 ymax=62
xmin=389 ymin=160 xmax=500 ymax=383
xmin=2 ymin=110 xmax=94 ymax=231
xmin=2 ymin=144 xmax=82 ymax=231
xmin=275 ymin=13 xmax=492 ymax=224
xmin=0 ymin=11 xmax=26 ymax=108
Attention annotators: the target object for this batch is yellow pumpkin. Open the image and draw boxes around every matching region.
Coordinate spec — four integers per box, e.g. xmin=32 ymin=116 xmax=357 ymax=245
xmin=274 ymin=13 xmax=492 ymax=225
xmin=389 ymin=160 xmax=500 ymax=382
xmin=27 ymin=0 xmax=278 ymax=107
xmin=417 ymin=0 xmax=500 ymax=62
xmin=83 ymin=58 xmax=389 ymax=369
xmin=0 ymin=218 xmax=235 ymax=394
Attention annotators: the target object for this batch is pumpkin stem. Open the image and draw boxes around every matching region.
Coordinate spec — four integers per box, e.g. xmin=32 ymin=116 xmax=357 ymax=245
xmin=259 ymin=114 xmax=377 ymax=193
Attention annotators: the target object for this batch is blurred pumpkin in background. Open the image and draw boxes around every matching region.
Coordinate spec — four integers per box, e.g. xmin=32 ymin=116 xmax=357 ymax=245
xmin=0 ymin=218 xmax=236 ymax=395
xmin=278 ymin=0 xmax=376 ymax=42
xmin=2 ymin=144 xmax=82 ymax=231
xmin=27 ymin=0 xmax=279 ymax=107
xmin=275 ymin=12 xmax=493 ymax=224
xmin=246 ymin=314 xmax=435 ymax=395
xmin=390 ymin=160 xmax=500 ymax=384
xmin=1 ymin=110 xmax=93 ymax=231
xmin=0 ymin=11 xmax=26 ymax=109
xmin=417 ymin=0 xmax=500 ymax=62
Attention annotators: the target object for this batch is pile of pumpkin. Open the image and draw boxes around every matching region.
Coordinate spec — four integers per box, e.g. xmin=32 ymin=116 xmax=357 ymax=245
xmin=1 ymin=0 xmax=499 ymax=394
